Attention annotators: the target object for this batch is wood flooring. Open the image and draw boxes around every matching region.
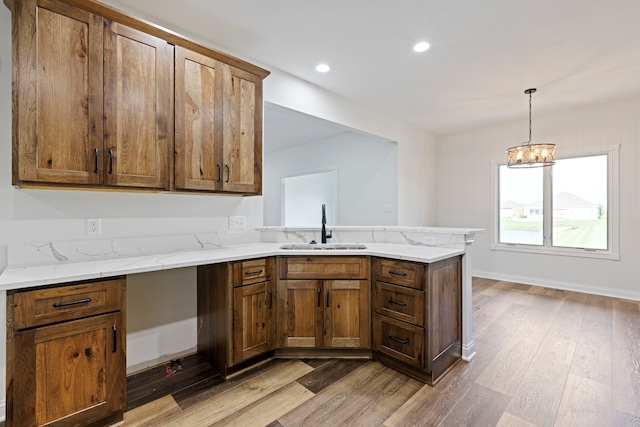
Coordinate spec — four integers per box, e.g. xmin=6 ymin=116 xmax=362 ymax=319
xmin=10 ymin=277 xmax=640 ymax=427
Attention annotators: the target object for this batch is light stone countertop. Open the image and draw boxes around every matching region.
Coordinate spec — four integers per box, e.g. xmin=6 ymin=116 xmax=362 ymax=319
xmin=0 ymin=242 xmax=465 ymax=291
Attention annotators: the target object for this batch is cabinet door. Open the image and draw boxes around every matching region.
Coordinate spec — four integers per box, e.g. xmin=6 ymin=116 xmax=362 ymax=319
xmin=13 ymin=0 xmax=103 ymax=185
xmin=324 ymin=280 xmax=370 ymax=348
xmin=233 ymin=281 xmax=273 ymax=364
xmin=13 ymin=312 xmax=125 ymax=426
xmin=174 ymin=46 xmax=224 ymax=191
xmin=104 ymin=21 xmax=172 ymax=189
xmin=221 ymin=64 xmax=262 ymax=194
xmin=277 ymin=280 xmax=322 ymax=348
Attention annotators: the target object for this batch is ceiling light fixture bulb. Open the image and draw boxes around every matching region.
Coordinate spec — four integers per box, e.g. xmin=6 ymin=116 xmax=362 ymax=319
xmin=413 ymin=42 xmax=430 ymax=52
xmin=315 ymin=64 xmax=330 ymax=73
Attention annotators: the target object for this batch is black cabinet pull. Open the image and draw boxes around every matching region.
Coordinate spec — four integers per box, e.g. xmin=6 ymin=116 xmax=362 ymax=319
xmin=112 ymin=325 xmax=117 ymax=353
xmin=389 ymin=270 xmax=407 ymax=277
xmin=267 ymin=289 xmax=273 ymax=309
xmin=217 ymin=163 xmax=222 ymax=182
xmin=317 ymin=288 xmax=321 ymax=307
xmin=244 ymin=269 xmax=263 ymax=276
xmin=225 ymin=164 xmax=230 ymax=183
xmin=326 ymin=290 xmax=330 ymax=307
xmin=52 ymin=297 xmax=92 ymax=308
xmin=93 ymin=148 xmax=99 ymax=173
xmin=108 ymin=149 xmax=114 ymax=174
xmin=388 ymin=298 xmax=407 ymax=307
xmin=388 ymin=335 xmax=409 ymax=345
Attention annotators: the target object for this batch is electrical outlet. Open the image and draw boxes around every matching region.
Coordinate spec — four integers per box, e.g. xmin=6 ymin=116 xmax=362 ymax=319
xmin=87 ymin=218 xmax=101 ymax=236
xmin=382 ymin=204 xmax=393 ymax=213
xmin=229 ymin=216 xmax=246 ymax=230
xmin=422 ymin=235 xmax=436 ymax=246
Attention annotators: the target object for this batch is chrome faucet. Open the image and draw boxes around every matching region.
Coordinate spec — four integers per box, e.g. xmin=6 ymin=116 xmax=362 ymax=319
xmin=321 ymin=204 xmax=332 ymax=243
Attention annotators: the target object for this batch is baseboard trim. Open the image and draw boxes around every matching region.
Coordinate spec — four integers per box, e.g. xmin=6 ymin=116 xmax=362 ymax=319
xmin=473 ymin=270 xmax=640 ymax=301
xmin=462 ymin=341 xmax=476 ymax=361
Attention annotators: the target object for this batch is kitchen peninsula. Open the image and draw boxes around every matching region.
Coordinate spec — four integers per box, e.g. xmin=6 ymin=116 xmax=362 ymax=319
xmin=0 ymin=226 xmax=480 ymax=426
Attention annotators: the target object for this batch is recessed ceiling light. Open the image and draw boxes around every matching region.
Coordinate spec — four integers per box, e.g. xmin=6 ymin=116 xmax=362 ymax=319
xmin=315 ymin=64 xmax=331 ymax=73
xmin=413 ymin=42 xmax=430 ymax=53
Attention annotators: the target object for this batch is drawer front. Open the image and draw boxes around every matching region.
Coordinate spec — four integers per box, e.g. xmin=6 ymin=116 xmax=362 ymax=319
xmin=279 ymin=256 xmax=369 ymax=280
xmin=373 ymin=258 xmax=424 ymax=289
xmin=373 ymin=313 xmax=424 ymax=368
xmin=238 ymin=258 xmax=272 ymax=286
xmin=13 ymin=278 xmax=125 ymax=330
xmin=374 ymin=281 xmax=425 ymax=326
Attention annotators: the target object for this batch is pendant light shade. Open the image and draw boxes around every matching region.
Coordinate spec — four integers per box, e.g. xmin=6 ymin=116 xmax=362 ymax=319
xmin=506 ymin=88 xmax=555 ymax=168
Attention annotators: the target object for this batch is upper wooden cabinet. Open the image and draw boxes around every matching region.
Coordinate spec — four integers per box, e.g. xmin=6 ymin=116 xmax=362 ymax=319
xmin=9 ymin=0 xmax=268 ymax=193
xmin=175 ymin=46 xmax=263 ymax=194
xmin=103 ymin=20 xmax=173 ymax=189
xmin=12 ymin=0 xmax=104 ymax=186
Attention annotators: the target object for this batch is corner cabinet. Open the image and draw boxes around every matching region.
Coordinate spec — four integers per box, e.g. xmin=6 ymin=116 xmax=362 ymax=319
xmin=175 ymin=46 xmax=263 ymax=194
xmin=6 ymin=278 xmax=126 ymax=427
xmin=9 ymin=0 xmax=268 ymax=193
xmin=197 ymin=258 xmax=275 ymax=378
xmin=276 ymin=256 xmax=371 ymax=349
xmin=372 ymin=256 xmax=462 ymax=385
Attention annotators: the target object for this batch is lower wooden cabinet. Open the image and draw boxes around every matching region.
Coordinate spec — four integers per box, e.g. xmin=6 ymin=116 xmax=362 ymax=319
xmin=197 ymin=258 xmax=275 ymax=377
xmin=372 ymin=256 xmax=462 ymax=385
xmin=7 ymin=278 xmax=126 ymax=427
xmin=276 ymin=256 xmax=371 ymax=349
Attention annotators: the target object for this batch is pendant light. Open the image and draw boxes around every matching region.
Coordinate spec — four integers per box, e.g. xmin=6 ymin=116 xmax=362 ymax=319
xmin=506 ymin=88 xmax=555 ymax=168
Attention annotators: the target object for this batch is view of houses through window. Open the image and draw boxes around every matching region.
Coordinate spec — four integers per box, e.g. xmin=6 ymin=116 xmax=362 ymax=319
xmin=499 ymin=154 xmax=608 ymax=250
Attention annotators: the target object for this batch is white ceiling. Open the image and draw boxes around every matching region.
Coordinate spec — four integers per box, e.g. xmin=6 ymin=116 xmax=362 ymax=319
xmin=111 ymin=0 xmax=640 ymax=135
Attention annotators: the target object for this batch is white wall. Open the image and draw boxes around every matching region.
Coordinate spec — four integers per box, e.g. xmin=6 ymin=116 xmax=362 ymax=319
xmin=437 ymin=97 xmax=640 ymax=299
xmin=264 ymin=132 xmax=398 ymax=226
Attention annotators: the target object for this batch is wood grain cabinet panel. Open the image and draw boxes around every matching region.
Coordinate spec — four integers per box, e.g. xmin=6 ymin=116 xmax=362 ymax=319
xmin=233 ymin=281 xmax=274 ymax=363
xmin=103 ymin=21 xmax=172 ymax=189
xmin=174 ymin=46 xmax=223 ymax=191
xmin=7 ymin=277 xmax=126 ymax=427
xmin=12 ymin=0 xmax=104 ymax=185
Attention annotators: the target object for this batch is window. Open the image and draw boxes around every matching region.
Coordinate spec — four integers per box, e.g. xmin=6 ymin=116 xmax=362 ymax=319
xmin=494 ymin=147 xmax=619 ymax=259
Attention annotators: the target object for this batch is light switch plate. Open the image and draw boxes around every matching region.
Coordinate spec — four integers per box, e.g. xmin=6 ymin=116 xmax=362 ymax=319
xmin=229 ymin=216 xmax=246 ymax=230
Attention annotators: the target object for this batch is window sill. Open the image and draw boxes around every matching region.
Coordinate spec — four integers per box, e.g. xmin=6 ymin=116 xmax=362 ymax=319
xmin=490 ymin=243 xmax=620 ymax=260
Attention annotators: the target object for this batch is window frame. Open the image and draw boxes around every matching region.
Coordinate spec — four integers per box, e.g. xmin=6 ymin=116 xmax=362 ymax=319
xmin=491 ymin=145 xmax=619 ymax=260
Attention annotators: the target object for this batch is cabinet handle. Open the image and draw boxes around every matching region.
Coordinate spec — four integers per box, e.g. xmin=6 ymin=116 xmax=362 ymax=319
xmin=267 ymin=289 xmax=272 ymax=309
xmin=93 ymin=148 xmax=99 ymax=173
xmin=317 ymin=288 xmax=321 ymax=307
xmin=389 ymin=270 xmax=407 ymax=277
xmin=112 ymin=325 xmax=117 ymax=353
xmin=225 ymin=164 xmax=230 ymax=183
xmin=52 ymin=297 xmax=92 ymax=308
xmin=244 ymin=269 xmax=263 ymax=276
xmin=108 ymin=149 xmax=114 ymax=174
xmin=388 ymin=298 xmax=407 ymax=307
xmin=217 ymin=163 xmax=222 ymax=182
xmin=326 ymin=290 xmax=330 ymax=307
xmin=388 ymin=335 xmax=409 ymax=345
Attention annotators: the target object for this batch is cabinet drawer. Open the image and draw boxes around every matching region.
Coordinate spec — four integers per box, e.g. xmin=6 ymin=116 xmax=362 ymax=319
xmin=374 ymin=281 xmax=425 ymax=326
xmin=278 ymin=256 xmax=369 ymax=280
xmin=373 ymin=313 xmax=424 ymax=368
xmin=13 ymin=278 xmax=125 ymax=330
xmin=237 ymin=258 xmax=272 ymax=286
xmin=373 ymin=258 xmax=424 ymax=289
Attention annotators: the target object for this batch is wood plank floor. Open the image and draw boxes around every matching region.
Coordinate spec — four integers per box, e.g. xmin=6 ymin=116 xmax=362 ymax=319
xmin=109 ymin=278 xmax=640 ymax=426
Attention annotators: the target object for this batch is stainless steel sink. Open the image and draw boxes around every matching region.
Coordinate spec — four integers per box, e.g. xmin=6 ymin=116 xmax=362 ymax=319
xmin=279 ymin=243 xmax=368 ymax=251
